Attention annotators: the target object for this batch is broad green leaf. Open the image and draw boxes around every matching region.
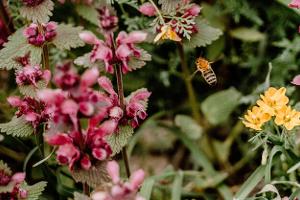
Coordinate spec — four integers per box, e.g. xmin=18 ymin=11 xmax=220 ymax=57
xmin=158 ymin=0 xmax=181 ymax=13
xmin=201 ymin=87 xmax=242 ymax=125
xmin=234 ymin=165 xmax=266 ymax=200
xmin=74 ymin=192 xmax=91 ymax=200
xmin=71 ymin=161 xmax=111 ymax=188
xmin=106 ymin=126 xmax=134 ymax=156
xmin=52 ymin=24 xmax=84 ymax=50
xmin=74 ymin=53 xmax=105 ymax=69
xmin=19 ymin=80 xmax=47 ymax=98
xmin=171 ymin=171 xmax=183 ymax=200
xmin=230 ymin=27 xmax=265 ymax=42
xmin=0 ymin=116 xmax=34 ymax=137
xmin=128 ymin=49 xmax=152 ymax=71
xmin=175 ymin=114 xmax=202 ymax=139
xmin=76 ymin=5 xmax=99 ymax=26
xmin=20 ymin=0 xmax=54 ymax=23
xmin=23 ymin=181 xmax=47 ymax=200
xmin=140 ymin=178 xmax=155 ymax=200
xmin=0 ymin=29 xmax=42 ymax=70
xmin=188 ymin=17 xmax=223 ymax=48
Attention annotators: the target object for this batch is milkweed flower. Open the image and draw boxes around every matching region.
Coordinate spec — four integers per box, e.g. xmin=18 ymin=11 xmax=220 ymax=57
xmin=242 ymin=106 xmax=271 ymax=131
xmin=256 ymin=87 xmax=289 ymax=116
xmin=274 ymin=105 xmax=300 ymax=130
xmin=91 ymin=161 xmax=145 ymax=200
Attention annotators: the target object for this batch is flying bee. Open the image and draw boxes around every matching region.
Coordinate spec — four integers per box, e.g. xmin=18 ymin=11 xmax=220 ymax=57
xmin=195 ymin=57 xmax=217 ymax=86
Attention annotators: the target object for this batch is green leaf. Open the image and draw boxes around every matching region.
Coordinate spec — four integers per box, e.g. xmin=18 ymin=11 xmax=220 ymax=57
xmin=175 ymin=114 xmax=202 ymax=140
xmin=76 ymin=5 xmax=99 ymax=26
xmin=201 ymin=87 xmax=242 ymax=125
xmin=74 ymin=192 xmax=91 ymax=200
xmin=234 ymin=165 xmax=266 ymax=200
xmin=287 ymin=161 xmax=300 ymax=174
xmin=71 ymin=161 xmax=111 ymax=188
xmin=20 ymin=0 xmax=54 ymax=23
xmin=187 ymin=17 xmax=223 ymax=48
xmin=230 ymin=27 xmax=265 ymax=42
xmin=19 ymin=80 xmax=47 ymax=98
xmin=171 ymin=171 xmax=183 ymax=200
xmin=128 ymin=48 xmax=152 ymax=71
xmin=74 ymin=53 xmax=105 ymax=69
xmin=140 ymin=178 xmax=155 ymax=200
xmin=265 ymin=146 xmax=283 ymax=183
xmin=0 ymin=160 xmax=12 ymax=176
xmin=258 ymin=184 xmax=281 ymax=200
xmin=52 ymin=24 xmax=85 ymax=50
xmin=0 ymin=116 xmax=34 ymax=137
xmin=125 ymin=88 xmax=150 ymax=108
xmin=0 ymin=29 xmax=42 ymax=70
xmin=22 ymin=181 xmax=47 ymax=200
xmin=158 ymin=0 xmax=181 ymax=13
xmin=106 ymin=126 xmax=134 ymax=156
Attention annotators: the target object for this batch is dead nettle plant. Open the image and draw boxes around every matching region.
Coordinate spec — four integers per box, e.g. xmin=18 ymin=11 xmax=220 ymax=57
xmin=0 ymin=0 xmax=150 ymax=199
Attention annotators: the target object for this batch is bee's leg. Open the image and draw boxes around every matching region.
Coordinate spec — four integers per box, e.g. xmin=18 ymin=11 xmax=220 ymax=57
xmin=189 ymin=70 xmax=199 ymax=81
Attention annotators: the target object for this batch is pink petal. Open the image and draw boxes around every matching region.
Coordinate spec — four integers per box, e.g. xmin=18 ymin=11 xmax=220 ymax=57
xmin=11 ymin=172 xmax=26 ymax=184
xmin=79 ymin=31 xmax=99 ymax=44
xmin=123 ymin=31 xmax=147 ymax=43
xmin=106 ymin=161 xmax=120 ymax=183
xmin=61 ymin=99 xmax=79 ymax=115
xmin=130 ymin=169 xmax=145 ymax=189
xmin=42 ymin=70 xmax=51 ymax=85
xmin=98 ymin=76 xmax=116 ymax=95
xmin=291 ymin=74 xmax=300 ymax=85
xmin=45 ymin=133 xmax=71 ymax=145
xmin=45 ymin=21 xmax=57 ymax=31
xmin=24 ymin=112 xmax=37 ymax=122
xmin=116 ymin=44 xmax=132 ymax=59
xmin=80 ymin=155 xmax=91 ymax=170
xmin=139 ymin=2 xmax=157 ymax=16
xmin=186 ymin=4 xmax=201 ymax=16
xmin=7 ymin=96 xmax=22 ymax=107
xmin=79 ymin=102 xmax=95 ymax=116
xmin=81 ymin=67 xmax=99 ymax=87
xmin=289 ymin=0 xmax=300 ymax=8
xmin=92 ymin=148 xmax=107 ymax=161
xmin=98 ymin=120 xmax=118 ymax=136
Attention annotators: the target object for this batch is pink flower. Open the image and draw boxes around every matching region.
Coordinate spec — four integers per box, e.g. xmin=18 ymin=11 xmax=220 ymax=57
xmin=185 ymin=4 xmax=201 ymax=16
xmin=91 ymin=161 xmax=145 ymax=200
xmin=98 ymin=6 xmax=119 ymax=34
xmin=23 ymin=22 xmax=57 ymax=46
xmin=22 ymin=0 xmax=44 ymax=7
xmin=289 ymin=0 xmax=300 ymax=8
xmin=139 ymin=3 xmax=157 ymax=16
xmin=292 ymin=74 xmax=300 ymax=85
xmin=56 ymin=143 xmax=80 ymax=170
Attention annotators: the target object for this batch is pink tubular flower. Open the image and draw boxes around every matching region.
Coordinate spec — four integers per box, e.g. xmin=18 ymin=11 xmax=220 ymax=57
xmin=289 ymin=0 xmax=300 ymax=8
xmin=291 ymin=74 xmax=300 ymax=85
xmin=23 ymin=22 xmax=57 ymax=46
xmin=98 ymin=6 xmax=119 ymax=34
xmin=7 ymin=96 xmax=51 ymax=128
xmin=91 ymin=161 xmax=145 ymax=200
xmin=139 ymin=3 xmax=157 ymax=16
xmin=80 ymin=31 xmax=148 ymax=74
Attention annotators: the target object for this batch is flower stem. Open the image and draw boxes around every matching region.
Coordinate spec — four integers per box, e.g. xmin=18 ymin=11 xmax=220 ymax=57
xmin=83 ymin=183 xmax=90 ymax=195
xmin=115 ymin=65 xmax=131 ymax=178
xmin=177 ymin=43 xmax=202 ymax=124
xmin=42 ymin=45 xmax=50 ymax=70
xmin=148 ymin=0 xmax=165 ymax=25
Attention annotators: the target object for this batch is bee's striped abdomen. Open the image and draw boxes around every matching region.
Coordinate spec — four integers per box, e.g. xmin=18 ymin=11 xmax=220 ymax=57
xmin=195 ymin=57 xmax=217 ymax=86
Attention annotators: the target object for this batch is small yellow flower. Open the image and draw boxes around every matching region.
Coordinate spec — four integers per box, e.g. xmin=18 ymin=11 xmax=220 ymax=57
xmin=274 ymin=105 xmax=300 ymax=130
xmin=256 ymin=87 xmax=289 ymax=116
xmin=243 ymin=106 xmax=272 ymax=131
xmin=154 ymin=25 xmax=182 ymax=43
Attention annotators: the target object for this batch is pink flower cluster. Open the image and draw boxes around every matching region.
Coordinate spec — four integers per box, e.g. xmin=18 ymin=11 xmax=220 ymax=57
xmin=91 ymin=161 xmax=145 ymax=200
xmin=98 ymin=6 xmax=118 ymax=34
xmin=23 ymin=22 xmax=57 ymax=46
xmin=139 ymin=0 xmax=201 ymax=39
xmin=15 ymin=54 xmax=51 ymax=87
xmin=22 ymin=0 xmax=44 ymax=7
xmin=80 ymin=31 xmax=147 ymax=74
xmin=0 ymin=169 xmax=27 ymax=200
xmin=7 ymin=96 xmax=51 ymax=128
xmin=288 ymin=0 xmax=300 ymax=32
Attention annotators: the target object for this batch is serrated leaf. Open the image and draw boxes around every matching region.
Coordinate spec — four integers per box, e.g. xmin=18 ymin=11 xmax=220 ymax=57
xmin=187 ymin=17 xmax=223 ymax=48
xmin=201 ymin=88 xmax=241 ymax=125
xmin=76 ymin=5 xmax=99 ymax=26
xmin=0 ymin=29 xmax=42 ymax=70
xmin=125 ymin=88 xmax=150 ymax=109
xmin=74 ymin=192 xmax=91 ymax=200
xmin=230 ymin=27 xmax=265 ymax=42
xmin=20 ymin=0 xmax=54 ymax=23
xmin=22 ymin=181 xmax=47 ymax=200
xmin=74 ymin=53 xmax=105 ymax=69
xmin=52 ymin=24 xmax=84 ymax=50
xmin=0 ymin=160 xmax=12 ymax=176
xmin=0 ymin=116 xmax=34 ymax=137
xmin=72 ymin=161 xmax=111 ymax=188
xmin=0 ymin=182 xmax=15 ymax=193
xmin=175 ymin=115 xmax=202 ymax=140
xmin=128 ymin=49 xmax=151 ymax=70
xmin=106 ymin=126 xmax=134 ymax=156
xmin=158 ymin=0 xmax=181 ymax=13
xmin=19 ymin=80 xmax=47 ymax=98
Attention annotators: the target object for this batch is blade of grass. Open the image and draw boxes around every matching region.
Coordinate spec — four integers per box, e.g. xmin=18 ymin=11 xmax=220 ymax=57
xmin=140 ymin=178 xmax=155 ymax=200
xmin=171 ymin=171 xmax=184 ymax=200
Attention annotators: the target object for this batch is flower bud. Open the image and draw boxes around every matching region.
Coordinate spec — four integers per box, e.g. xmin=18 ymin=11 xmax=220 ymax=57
xmin=139 ymin=3 xmax=156 ymax=16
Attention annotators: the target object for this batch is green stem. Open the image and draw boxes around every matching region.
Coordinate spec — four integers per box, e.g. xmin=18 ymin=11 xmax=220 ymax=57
xmin=148 ymin=0 xmax=165 ymax=24
xmin=177 ymin=43 xmax=202 ymax=124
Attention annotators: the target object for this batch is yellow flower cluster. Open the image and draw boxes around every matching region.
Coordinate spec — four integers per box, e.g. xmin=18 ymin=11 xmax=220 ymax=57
xmin=243 ymin=87 xmax=300 ymax=131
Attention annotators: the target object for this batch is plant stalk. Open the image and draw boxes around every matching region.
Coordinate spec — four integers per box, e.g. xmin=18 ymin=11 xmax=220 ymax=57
xmin=115 ymin=64 xmax=131 ymax=178
xmin=83 ymin=183 xmax=90 ymax=195
xmin=177 ymin=43 xmax=202 ymax=124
